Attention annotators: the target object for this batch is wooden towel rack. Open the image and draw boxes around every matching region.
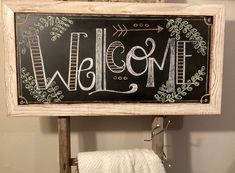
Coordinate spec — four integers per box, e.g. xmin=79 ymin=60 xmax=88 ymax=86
xmin=58 ymin=0 xmax=165 ymax=173
xmin=58 ymin=116 xmax=165 ymax=173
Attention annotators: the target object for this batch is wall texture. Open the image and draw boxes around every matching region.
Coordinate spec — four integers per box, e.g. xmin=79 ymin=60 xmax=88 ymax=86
xmin=0 ymin=0 xmax=235 ymax=173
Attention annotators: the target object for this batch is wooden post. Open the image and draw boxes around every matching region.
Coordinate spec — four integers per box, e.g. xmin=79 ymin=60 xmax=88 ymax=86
xmin=152 ymin=116 xmax=164 ymax=159
xmin=58 ymin=117 xmax=71 ymax=173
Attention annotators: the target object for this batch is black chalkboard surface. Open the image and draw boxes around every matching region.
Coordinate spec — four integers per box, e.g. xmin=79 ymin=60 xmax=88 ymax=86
xmin=15 ymin=14 xmax=212 ymax=105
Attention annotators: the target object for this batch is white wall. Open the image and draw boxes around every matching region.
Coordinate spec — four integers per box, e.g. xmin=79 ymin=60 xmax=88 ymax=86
xmin=0 ymin=0 xmax=235 ymax=173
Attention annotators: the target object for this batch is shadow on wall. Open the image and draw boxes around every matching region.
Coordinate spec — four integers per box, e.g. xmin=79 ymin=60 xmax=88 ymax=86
xmin=40 ymin=116 xmax=154 ymax=133
xmin=40 ymin=116 xmax=154 ymax=152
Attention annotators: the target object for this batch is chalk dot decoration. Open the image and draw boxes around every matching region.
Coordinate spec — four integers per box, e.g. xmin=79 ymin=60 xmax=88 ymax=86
xmin=113 ymin=76 xmax=128 ymax=81
xmin=200 ymin=94 xmax=210 ymax=104
xmin=18 ymin=96 xmax=28 ymax=105
xmin=123 ymin=76 xmax=128 ymax=80
xmin=133 ymin=23 xmax=150 ymax=28
xmin=145 ymin=24 xmax=149 ymax=27
xmin=139 ymin=23 xmax=144 ymax=27
xmin=204 ymin=16 xmax=213 ymax=26
xmin=118 ymin=76 xmax=123 ymax=80
xmin=113 ymin=76 xmax=118 ymax=80
xmin=133 ymin=23 xmax=138 ymax=27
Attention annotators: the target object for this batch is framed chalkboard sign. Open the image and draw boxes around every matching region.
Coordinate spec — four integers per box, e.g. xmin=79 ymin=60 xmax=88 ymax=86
xmin=3 ymin=1 xmax=224 ymax=116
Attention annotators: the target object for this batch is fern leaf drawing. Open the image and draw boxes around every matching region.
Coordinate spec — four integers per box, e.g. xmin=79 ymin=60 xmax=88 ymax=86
xmin=20 ymin=67 xmax=64 ymax=104
xmin=166 ymin=18 xmax=207 ymax=56
xmin=19 ymin=16 xmax=74 ymax=54
xmin=155 ymin=66 xmax=206 ymax=103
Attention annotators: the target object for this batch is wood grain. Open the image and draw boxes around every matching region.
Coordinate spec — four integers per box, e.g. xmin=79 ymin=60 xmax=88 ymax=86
xmin=63 ymin=0 xmax=165 ymax=2
xmin=152 ymin=116 xmax=164 ymax=159
xmin=58 ymin=117 xmax=71 ymax=173
xmin=2 ymin=1 xmax=225 ymax=116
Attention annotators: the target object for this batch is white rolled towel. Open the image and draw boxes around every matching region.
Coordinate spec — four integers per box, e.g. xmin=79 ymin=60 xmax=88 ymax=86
xmin=77 ymin=149 xmax=166 ymax=173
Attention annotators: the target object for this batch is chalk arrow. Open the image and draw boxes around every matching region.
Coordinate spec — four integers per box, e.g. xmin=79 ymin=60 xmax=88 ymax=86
xmin=112 ymin=24 xmax=164 ymax=37
xmin=155 ymin=25 xmax=164 ymax=33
